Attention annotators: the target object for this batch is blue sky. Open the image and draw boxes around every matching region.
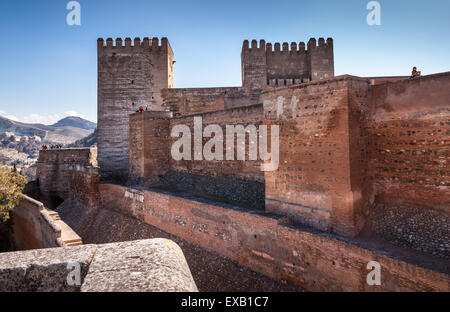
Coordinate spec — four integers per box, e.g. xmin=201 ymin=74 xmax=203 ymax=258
xmin=0 ymin=0 xmax=449 ymax=124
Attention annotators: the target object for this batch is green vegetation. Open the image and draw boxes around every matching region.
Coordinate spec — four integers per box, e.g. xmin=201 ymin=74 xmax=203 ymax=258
xmin=0 ymin=165 xmax=27 ymax=222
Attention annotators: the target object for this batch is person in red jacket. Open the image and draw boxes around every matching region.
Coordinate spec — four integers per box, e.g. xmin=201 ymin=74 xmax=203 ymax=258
xmin=411 ymin=66 xmax=421 ymax=78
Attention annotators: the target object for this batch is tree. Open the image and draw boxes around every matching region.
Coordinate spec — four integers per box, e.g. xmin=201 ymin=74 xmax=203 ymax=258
xmin=0 ymin=166 xmax=27 ymax=222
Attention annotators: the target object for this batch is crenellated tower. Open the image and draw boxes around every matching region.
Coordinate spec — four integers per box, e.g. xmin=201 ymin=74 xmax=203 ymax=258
xmin=241 ymin=37 xmax=334 ymax=88
xmin=97 ymin=37 xmax=174 ymax=181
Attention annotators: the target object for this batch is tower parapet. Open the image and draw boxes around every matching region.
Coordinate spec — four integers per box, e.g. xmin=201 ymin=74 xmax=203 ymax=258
xmin=241 ymin=37 xmax=334 ymax=88
xmin=97 ymin=37 xmax=171 ymax=53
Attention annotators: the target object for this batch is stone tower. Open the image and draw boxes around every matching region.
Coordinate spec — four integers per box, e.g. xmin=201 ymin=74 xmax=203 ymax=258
xmin=241 ymin=38 xmax=334 ymax=89
xmin=97 ymin=37 xmax=174 ymax=180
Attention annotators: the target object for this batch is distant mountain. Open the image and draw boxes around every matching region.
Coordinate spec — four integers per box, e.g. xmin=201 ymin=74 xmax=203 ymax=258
xmin=68 ymin=128 xmax=97 ymax=147
xmin=0 ymin=115 xmax=96 ymax=144
xmin=0 ymin=116 xmax=51 ymax=137
xmin=1 ymin=115 xmax=97 ymax=180
xmin=51 ymin=116 xmax=96 ymax=131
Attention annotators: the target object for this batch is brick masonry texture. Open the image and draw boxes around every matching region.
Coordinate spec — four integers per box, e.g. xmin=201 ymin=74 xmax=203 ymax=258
xmin=128 ymin=73 xmax=450 ymax=240
xmin=97 ymin=184 xmax=449 ymax=292
xmin=262 ymin=76 xmax=372 ymax=237
xmin=161 ymin=87 xmax=261 ymax=116
xmin=36 ymin=148 xmax=98 ymax=200
xmin=241 ymin=38 xmax=334 ymax=89
xmin=369 ymin=73 xmax=450 ymax=213
xmin=55 ymin=198 xmax=300 ymax=291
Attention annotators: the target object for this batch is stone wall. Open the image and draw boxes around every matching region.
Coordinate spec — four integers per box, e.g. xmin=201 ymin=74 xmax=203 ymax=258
xmin=261 ymin=76 xmax=372 ymax=237
xmin=0 ymin=238 xmax=198 ymax=292
xmin=36 ymin=148 xmax=97 ymax=200
xmin=129 ymin=111 xmax=172 ymax=185
xmin=97 ymin=37 xmax=174 ymax=180
xmin=11 ymin=195 xmax=81 ymax=250
xmin=241 ymin=38 xmax=334 ymax=89
xmin=161 ymin=87 xmax=261 ymax=116
xmin=129 ymin=104 xmax=265 ymax=208
xmin=370 ymin=72 xmax=450 ymax=213
xmin=98 ymin=184 xmax=449 ymax=292
xmin=130 ymin=73 xmax=449 ymax=238
xmin=68 ymin=166 xmax=100 ymax=208
xmin=168 ymin=104 xmax=264 ymax=182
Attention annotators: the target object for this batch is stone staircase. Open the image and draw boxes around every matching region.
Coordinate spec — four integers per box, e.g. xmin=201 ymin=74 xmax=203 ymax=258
xmin=47 ymin=209 xmax=83 ymax=247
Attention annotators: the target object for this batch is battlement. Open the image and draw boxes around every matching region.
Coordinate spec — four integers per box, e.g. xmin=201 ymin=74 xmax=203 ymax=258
xmin=241 ymin=38 xmax=334 ymax=88
xmin=242 ymin=37 xmax=333 ymax=54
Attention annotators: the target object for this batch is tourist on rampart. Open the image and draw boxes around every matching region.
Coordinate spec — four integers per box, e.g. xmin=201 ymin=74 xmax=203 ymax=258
xmin=411 ymin=66 xmax=421 ymax=78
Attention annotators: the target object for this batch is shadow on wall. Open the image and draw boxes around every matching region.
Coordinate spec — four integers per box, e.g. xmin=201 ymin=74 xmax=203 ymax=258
xmin=0 ymin=219 xmax=15 ymax=252
xmin=46 ymin=195 xmax=64 ymax=210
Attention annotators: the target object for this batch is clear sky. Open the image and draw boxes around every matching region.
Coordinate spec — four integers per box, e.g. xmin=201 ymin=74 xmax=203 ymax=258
xmin=0 ymin=0 xmax=449 ymax=124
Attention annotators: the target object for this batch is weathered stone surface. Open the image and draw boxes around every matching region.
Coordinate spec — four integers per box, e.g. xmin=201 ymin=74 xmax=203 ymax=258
xmin=81 ymin=239 xmax=198 ymax=292
xmin=36 ymin=147 xmax=98 ymax=200
xmin=97 ymin=38 xmax=174 ymax=181
xmin=0 ymin=244 xmax=96 ymax=292
xmin=241 ymin=38 xmax=334 ymax=89
xmin=0 ymin=239 xmax=197 ymax=292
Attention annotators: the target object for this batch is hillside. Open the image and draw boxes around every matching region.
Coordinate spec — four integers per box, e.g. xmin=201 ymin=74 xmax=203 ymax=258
xmin=0 ymin=115 xmax=96 ymax=144
xmin=0 ymin=115 xmax=97 ymax=179
xmin=0 ymin=116 xmax=51 ymax=137
xmin=51 ymin=116 xmax=96 ymax=131
xmin=68 ymin=128 xmax=97 ymax=147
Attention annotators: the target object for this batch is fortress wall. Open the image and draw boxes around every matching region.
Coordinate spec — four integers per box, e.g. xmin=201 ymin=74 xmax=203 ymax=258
xmin=11 ymin=195 xmax=64 ymax=250
xmin=97 ymin=38 xmax=174 ymax=180
xmin=129 ymin=111 xmax=172 ymax=185
xmin=98 ymin=183 xmax=449 ymax=292
xmin=36 ymin=148 xmax=97 ymax=200
xmin=168 ymin=104 xmax=264 ymax=182
xmin=11 ymin=195 xmax=83 ymax=250
xmin=261 ymin=76 xmax=371 ymax=237
xmin=162 ymin=104 xmax=265 ymax=208
xmin=126 ymin=104 xmax=265 ymax=208
xmin=68 ymin=166 xmax=100 ymax=208
xmin=370 ymin=72 xmax=450 ymax=213
xmin=241 ymin=38 xmax=335 ymax=89
xmin=161 ymin=87 xmax=261 ymax=116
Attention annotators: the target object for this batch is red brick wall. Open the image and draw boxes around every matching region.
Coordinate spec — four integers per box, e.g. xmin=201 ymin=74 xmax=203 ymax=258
xmin=168 ymin=104 xmax=264 ymax=182
xmin=99 ymin=183 xmax=449 ymax=292
xmin=162 ymin=87 xmax=261 ymax=116
xmin=261 ymin=76 xmax=372 ymax=236
xmin=129 ymin=111 xmax=172 ymax=185
xmin=68 ymin=167 xmax=100 ymax=208
xmin=11 ymin=195 xmax=63 ymax=250
xmin=370 ymin=72 xmax=450 ymax=213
